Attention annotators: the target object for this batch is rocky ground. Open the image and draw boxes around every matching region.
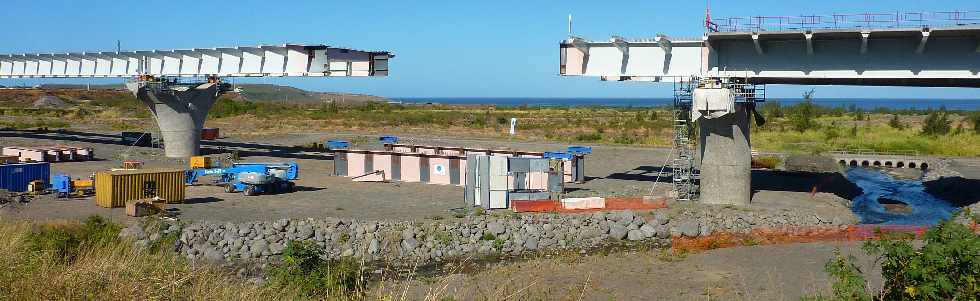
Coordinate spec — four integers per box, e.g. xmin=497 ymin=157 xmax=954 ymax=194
xmin=120 ymin=200 xmax=854 ymax=268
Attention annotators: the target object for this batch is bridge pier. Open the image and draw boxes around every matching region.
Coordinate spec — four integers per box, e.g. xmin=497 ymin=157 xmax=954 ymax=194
xmin=126 ymin=80 xmax=223 ymax=158
xmin=689 ymin=83 xmax=753 ymax=206
xmin=697 ymin=104 xmax=752 ymax=205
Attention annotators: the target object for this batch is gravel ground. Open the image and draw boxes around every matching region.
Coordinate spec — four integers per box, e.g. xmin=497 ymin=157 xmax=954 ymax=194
xmin=0 ymin=128 xmax=878 ymax=226
xmin=383 ymin=241 xmax=883 ymax=300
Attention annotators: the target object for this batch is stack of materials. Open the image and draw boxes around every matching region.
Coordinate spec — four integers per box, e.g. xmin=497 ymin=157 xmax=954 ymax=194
xmin=0 ymin=162 xmax=50 ymax=192
xmin=2 ymin=146 xmax=95 ymax=162
xmin=464 ymin=155 xmax=564 ymax=210
xmin=333 ymin=149 xmax=468 ymax=185
xmin=94 ymin=169 xmax=185 ymax=208
xmin=126 ymin=198 xmax=167 ymax=217
xmin=382 ymin=143 xmax=590 ymax=184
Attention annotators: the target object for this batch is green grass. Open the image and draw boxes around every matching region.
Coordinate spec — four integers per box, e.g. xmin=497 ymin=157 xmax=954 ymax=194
xmin=753 ymin=116 xmax=980 ymax=156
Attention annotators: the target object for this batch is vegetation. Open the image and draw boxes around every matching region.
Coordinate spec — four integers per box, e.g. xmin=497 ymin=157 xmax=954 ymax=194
xmin=920 ymin=108 xmax=952 ymax=136
xmin=818 ymin=213 xmax=980 ymax=300
xmin=2 ymin=87 xmax=979 ymax=156
xmin=0 ymin=216 xmax=290 ymax=300
xmin=268 ymin=241 xmax=364 ymax=299
xmin=790 ymin=90 xmax=819 ymax=133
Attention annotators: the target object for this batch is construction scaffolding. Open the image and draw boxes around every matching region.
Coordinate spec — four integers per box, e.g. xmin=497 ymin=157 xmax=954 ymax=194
xmin=671 ymin=78 xmax=699 ymax=201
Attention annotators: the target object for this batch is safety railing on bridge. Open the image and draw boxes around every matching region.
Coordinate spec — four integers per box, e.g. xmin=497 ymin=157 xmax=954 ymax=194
xmin=708 ymin=10 xmax=980 ymax=32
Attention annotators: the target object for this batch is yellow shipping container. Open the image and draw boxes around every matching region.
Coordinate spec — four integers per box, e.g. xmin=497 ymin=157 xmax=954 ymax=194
xmin=95 ymin=169 xmax=186 ymax=208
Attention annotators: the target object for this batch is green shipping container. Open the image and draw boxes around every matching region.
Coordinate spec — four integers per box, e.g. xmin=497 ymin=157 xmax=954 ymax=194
xmin=95 ymin=169 xmax=186 ymax=208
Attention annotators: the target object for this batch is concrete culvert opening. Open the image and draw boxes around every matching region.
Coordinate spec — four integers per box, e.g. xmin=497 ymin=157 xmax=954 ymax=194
xmin=885 ymin=161 xmax=893 ymax=167
xmin=920 ymin=163 xmax=929 ymax=170
xmin=839 ymin=160 xmax=847 ymax=166
xmin=850 ymin=160 xmax=858 ymax=167
xmin=897 ymin=162 xmax=905 ymax=168
xmin=862 ymin=161 xmax=870 ymax=167
xmin=873 ymin=161 xmax=882 ymax=167
xmin=909 ymin=162 xmax=917 ymax=169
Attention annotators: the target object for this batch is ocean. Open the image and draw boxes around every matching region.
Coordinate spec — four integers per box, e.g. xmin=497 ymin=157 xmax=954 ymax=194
xmin=392 ymin=97 xmax=980 ymax=111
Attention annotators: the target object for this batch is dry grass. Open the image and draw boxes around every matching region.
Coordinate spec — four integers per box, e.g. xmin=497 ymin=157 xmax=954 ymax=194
xmin=0 ymin=218 xmax=296 ymax=300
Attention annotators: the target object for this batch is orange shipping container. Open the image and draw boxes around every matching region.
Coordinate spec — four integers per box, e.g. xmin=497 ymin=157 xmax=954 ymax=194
xmin=95 ymin=169 xmax=186 ymax=208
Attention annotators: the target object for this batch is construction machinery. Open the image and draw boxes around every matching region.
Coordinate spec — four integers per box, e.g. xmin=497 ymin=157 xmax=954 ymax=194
xmin=185 ymin=162 xmax=299 ymax=196
xmin=51 ymin=173 xmax=95 ymax=198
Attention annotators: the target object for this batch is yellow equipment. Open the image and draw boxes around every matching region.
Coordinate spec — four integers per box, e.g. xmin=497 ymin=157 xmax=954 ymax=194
xmin=189 ymin=156 xmax=213 ymax=169
xmin=26 ymin=180 xmax=46 ymax=195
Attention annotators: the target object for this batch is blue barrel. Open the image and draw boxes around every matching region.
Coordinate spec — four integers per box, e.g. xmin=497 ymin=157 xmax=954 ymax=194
xmin=379 ymin=135 xmax=399 ymax=144
xmin=326 ymin=140 xmax=350 ymax=150
xmin=0 ymin=162 xmax=50 ymax=192
xmin=567 ymin=146 xmax=592 ymax=155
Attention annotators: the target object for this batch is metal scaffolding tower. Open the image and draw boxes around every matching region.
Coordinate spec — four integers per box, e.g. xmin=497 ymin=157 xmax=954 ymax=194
xmin=671 ymin=78 xmax=699 ymax=201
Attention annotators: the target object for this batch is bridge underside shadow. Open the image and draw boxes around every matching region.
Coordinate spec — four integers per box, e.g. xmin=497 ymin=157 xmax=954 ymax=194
xmin=0 ymin=129 xmax=333 ymax=161
xmin=751 ymin=170 xmax=862 ymax=201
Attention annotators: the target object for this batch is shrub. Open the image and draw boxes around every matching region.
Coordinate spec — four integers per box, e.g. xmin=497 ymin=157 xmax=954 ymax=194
xmin=921 ymin=109 xmax=952 ymax=136
xmin=970 ymin=112 xmax=980 ymax=134
xmin=887 ymin=114 xmax=905 ymax=130
xmin=791 ymin=90 xmax=818 ymax=133
xmin=29 ymin=215 xmax=121 ymax=263
xmin=821 ymin=213 xmax=980 ymax=300
xmin=268 ymin=241 xmax=364 ymax=298
xmin=575 ymin=132 xmax=602 ymax=142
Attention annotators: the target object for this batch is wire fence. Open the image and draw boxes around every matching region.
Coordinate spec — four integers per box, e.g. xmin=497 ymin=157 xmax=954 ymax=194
xmin=708 ymin=10 xmax=980 ymax=32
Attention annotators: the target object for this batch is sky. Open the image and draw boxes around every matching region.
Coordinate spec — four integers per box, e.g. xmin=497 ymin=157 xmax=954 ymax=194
xmin=1 ymin=0 xmax=978 ymax=99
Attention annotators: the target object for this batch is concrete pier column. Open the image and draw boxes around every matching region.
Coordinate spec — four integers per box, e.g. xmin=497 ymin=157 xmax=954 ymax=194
xmin=127 ymin=81 xmax=220 ymax=158
xmin=698 ymin=104 xmax=751 ymax=205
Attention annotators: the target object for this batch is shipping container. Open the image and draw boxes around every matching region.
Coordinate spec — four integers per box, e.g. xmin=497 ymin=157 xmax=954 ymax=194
xmin=201 ymin=128 xmax=219 ymax=140
xmin=94 ymin=169 xmax=185 ymax=208
xmin=0 ymin=162 xmax=50 ymax=192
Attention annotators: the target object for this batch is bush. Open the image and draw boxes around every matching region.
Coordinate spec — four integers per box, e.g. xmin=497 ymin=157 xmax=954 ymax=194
xmin=268 ymin=241 xmax=364 ymax=298
xmin=970 ymin=112 xmax=980 ymax=134
xmin=887 ymin=114 xmax=905 ymax=130
xmin=575 ymin=132 xmax=602 ymax=142
xmin=791 ymin=90 xmax=818 ymax=133
xmin=29 ymin=215 xmax=121 ymax=263
xmin=822 ymin=213 xmax=980 ymax=300
xmin=921 ymin=109 xmax=952 ymax=136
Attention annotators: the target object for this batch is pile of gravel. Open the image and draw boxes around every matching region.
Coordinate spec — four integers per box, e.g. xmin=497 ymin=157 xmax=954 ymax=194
xmin=120 ymin=206 xmax=853 ymax=266
xmin=32 ymin=95 xmax=68 ymax=108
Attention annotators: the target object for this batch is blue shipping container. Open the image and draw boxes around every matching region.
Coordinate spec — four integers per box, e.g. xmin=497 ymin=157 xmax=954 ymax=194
xmin=0 ymin=162 xmax=51 ymax=192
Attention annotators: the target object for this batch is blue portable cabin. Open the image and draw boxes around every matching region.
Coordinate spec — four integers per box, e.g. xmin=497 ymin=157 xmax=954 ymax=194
xmin=0 ymin=162 xmax=50 ymax=192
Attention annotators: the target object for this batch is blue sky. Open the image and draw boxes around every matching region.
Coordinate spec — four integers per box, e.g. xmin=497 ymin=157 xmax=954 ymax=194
xmin=1 ymin=0 xmax=978 ymax=99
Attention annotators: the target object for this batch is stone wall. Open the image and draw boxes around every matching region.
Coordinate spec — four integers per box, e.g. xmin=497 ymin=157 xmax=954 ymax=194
xmin=120 ymin=207 xmax=851 ymax=266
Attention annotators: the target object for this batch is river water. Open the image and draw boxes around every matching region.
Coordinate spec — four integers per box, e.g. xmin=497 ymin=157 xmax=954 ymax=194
xmin=845 ymin=168 xmax=956 ymax=225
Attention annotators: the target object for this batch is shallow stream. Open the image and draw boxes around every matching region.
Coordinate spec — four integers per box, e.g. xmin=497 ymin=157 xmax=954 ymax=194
xmin=845 ymin=168 xmax=955 ymax=225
